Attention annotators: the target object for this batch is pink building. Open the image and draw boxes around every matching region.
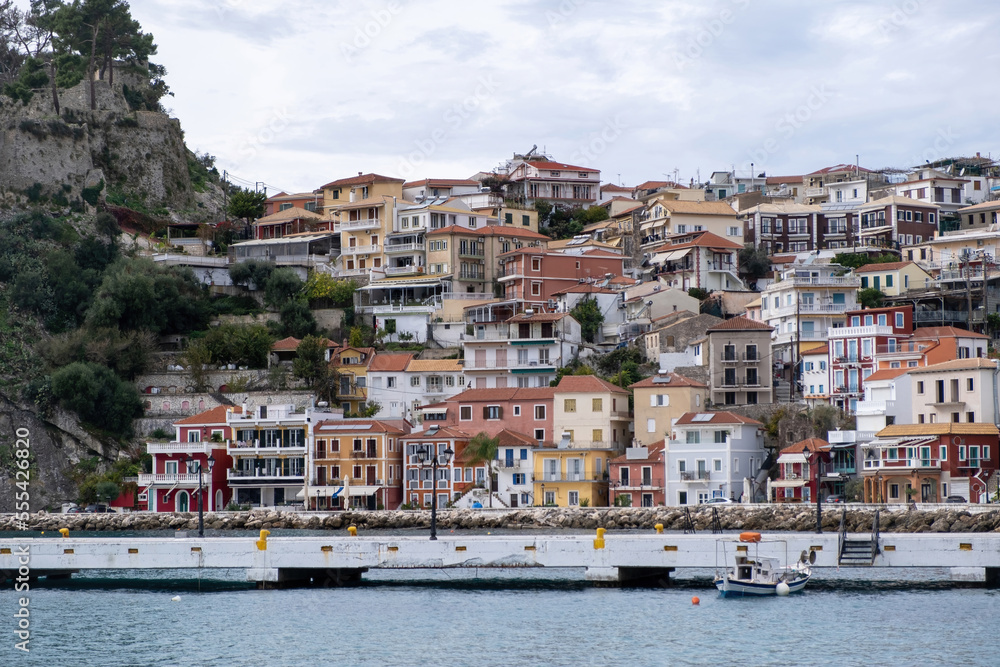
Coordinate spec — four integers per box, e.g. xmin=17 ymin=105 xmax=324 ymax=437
xmin=497 ymin=248 xmax=625 ymax=313
xmin=142 ymin=406 xmax=240 ymax=513
xmin=422 ymin=387 xmax=555 ymax=444
xmin=609 ymin=444 xmax=665 ymax=507
xmin=828 ymin=305 xmax=913 ymax=413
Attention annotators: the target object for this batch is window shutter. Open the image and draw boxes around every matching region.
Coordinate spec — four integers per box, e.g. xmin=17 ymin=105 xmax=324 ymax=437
xmin=497 ymin=406 xmax=503 ymax=418
xmin=650 ymin=394 xmax=657 ymax=407
xmin=483 ymin=406 xmax=489 ymax=419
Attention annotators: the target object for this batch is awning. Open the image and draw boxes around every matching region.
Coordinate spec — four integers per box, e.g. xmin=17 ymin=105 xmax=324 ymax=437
xmin=421 ymin=407 xmax=448 ymax=415
xmin=346 ymin=485 xmax=383 ymax=496
xmin=360 ymin=277 xmax=442 ymax=289
xmin=659 ymin=248 xmax=692 ymax=262
xmin=777 ymin=453 xmax=808 ymax=464
xmin=770 ymin=479 xmax=807 ymax=488
xmin=300 ymin=486 xmax=345 ymax=498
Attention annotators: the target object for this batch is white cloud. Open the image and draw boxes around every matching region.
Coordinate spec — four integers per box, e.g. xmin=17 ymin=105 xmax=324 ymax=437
xmin=128 ymin=0 xmax=1000 ymax=192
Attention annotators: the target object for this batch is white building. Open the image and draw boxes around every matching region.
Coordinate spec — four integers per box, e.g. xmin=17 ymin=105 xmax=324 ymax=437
xmin=801 ymin=344 xmax=831 ymax=406
xmin=665 ymin=411 xmax=765 ymax=505
xmin=368 ymin=354 xmax=466 ymax=420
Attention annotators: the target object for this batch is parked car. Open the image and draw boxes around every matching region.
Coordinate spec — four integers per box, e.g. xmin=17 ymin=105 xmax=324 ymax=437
xmin=65 ymin=506 xmax=85 ymax=514
xmin=705 ymin=497 xmax=734 ymax=504
xmin=84 ymin=504 xmax=115 ymax=513
xmin=825 ymin=494 xmax=845 ymax=504
xmin=945 ymin=495 xmax=967 ymax=503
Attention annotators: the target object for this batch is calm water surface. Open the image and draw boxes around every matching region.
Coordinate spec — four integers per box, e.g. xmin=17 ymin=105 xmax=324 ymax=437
xmin=2 ymin=566 xmax=999 ymax=666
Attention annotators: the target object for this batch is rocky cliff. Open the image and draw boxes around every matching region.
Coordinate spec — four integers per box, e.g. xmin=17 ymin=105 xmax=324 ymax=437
xmin=0 ymin=79 xmax=221 ymax=220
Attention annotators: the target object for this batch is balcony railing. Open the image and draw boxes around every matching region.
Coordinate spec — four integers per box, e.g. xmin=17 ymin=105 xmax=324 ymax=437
xmin=680 ymin=470 xmax=711 ymax=481
xmin=864 ymin=458 xmax=940 ymax=470
xmin=804 ymin=187 xmax=825 ymax=197
xmin=137 ymin=473 xmax=203 ymax=485
xmin=442 ymin=292 xmax=495 ymax=301
xmin=781 ymin=275 xmax=860 ymax=287
xmin=227 ymin=442 xmax=307 ymax=455
xmin=828 ymin=325 xmax=893 ymax=338
xmin=385 ymin=265 xmax=424 ymax=276
xmin=384 ymin=242 xmax=425 ymax=254
xmin=228 ymin=469 xmax=304 ymax=480
xmin=463 ymin=359 xmax=509 ymax=370
xmin=877 ymin=342 xmax=933 ymax=356
xmin=146 ymin=441 xmax=219 ymax=454
xmin=335 ymin=218 xmax=381 ymax=231
xmin=341 ymin=244 xmax=380 ymax=255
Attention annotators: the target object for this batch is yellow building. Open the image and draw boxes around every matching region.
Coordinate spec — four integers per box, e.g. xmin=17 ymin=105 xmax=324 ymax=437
xmin=629 ymin=372 xmax=709 ymax=446
xmin=317 ymin=173 xmax=405 ymax=276
xmin=854 ymin=261 xmax=932 ymax=296
xmin=426 ymin=224 xmax=549 ymax=294
xmin=533 ymin=445 xmax=611 ymax=507
xmin=330 ymin=346 xmax=375 ymax=414
xmin=552 ymin=375 xmax=631 ymax=450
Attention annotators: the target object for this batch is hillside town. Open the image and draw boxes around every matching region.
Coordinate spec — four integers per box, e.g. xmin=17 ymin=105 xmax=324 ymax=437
xmin=128 ymin=150 xmax=1000 ymax=514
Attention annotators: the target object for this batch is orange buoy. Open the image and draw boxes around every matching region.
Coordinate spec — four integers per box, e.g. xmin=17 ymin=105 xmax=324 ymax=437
xmin=739 ymin=531 xmax=762 ymax=543
xmin=691 ymin=596 xmax=700 ymax=605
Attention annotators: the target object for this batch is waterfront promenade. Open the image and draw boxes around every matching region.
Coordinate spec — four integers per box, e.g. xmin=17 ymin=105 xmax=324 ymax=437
xmin=3 ymin=530 xmax=1000 ymax=588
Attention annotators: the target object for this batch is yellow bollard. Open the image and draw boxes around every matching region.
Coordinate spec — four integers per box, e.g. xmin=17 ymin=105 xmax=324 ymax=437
xmin=348 ymin=525 xmax=358 ymax=537
xmin=655 ymin=523 xmax=664 ymax=534
xmin=255 ymin=529 xmax=270 ymax=551
xmin=59 ymin=528 xmax=69 ymax=538
xmin=593 ymin=527 xmax=606 ymax=550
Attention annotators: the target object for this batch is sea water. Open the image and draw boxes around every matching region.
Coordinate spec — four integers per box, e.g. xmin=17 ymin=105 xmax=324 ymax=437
xmin=2 ymin=565 xmax=999 ymax=666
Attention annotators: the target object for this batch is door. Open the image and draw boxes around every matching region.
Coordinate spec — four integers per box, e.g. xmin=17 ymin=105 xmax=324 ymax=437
xmin=475 ymin=349 xmax=486 ymax=368
xmin=367 ymin=465 xmax=377 ymax=485
xmin=495 ymin=348 xmax=506 ymax=368
xmin=505 ymin=449 xmax=515 ymax=467
xmin=177 ymin=491 xmax=189 ymax=512
xmin=317 ymin=466 xmax=327 ymax=486
xmin=509 ymin=493 xmax=518 ymax=508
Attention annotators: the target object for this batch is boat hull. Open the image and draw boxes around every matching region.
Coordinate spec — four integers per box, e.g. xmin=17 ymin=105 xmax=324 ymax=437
xmin=714 ymin=573 xmax=810 ymax=597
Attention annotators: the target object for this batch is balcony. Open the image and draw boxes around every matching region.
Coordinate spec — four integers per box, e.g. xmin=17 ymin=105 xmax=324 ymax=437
xmin=804 ymin=187 xmax=826 ymax=197
xmin=441 ymin=292 xmax=495 ymax=301
xmin=877 ymin=342 xmax=933 ymax=357
xmin=341 ymin=244 xmax=380 ymax=256
xmin=782 ymin=275 xmax=860 ymax=288
xmin=465 ymin=329 xmax=511 ymax=341
xmin=828 ymin=325 xmax=893 ymax=338
xmin=459 ymin=250 xmax=486 ymax=259
xmin=227 ymin=442 xmax=307 ymax=456
xmin=228 ymin=469 xmax=305 ymax=481
xmin=463 ymin=359 xmax=509 ymax=371
xmin=510 ymin=358 xmax=556 ymax=370
xmin=384 ymin=242 xmax=425 ymax=254
xmin=864 ymin=458 xmax=941 ymax=470
xmin=337 ymin=267 xmax=369 ymax=277
xmin=766 ymin=302 xmax=852 ymax=319
xmin=137 ymin=473 xmax=203 ymax=486
xmin=499 ymin=460 xmax=524 ymax=470
xmin=459 ymin=272 xmax=486 ymax=280
xmin=680 ymin=470 xmax=711 ymax=482
xmin=146 ymin=441 xmax=219 ymax=455
xmin=385 ymin=265 xmax=425 ymax=276
xmin=721 ymin=354 xmax=739 ymax=365
xmin=833 ymin=386 xmax=861 ymax=395
xmin=855 ymin=400 xmax=894 ymax=416
xmin=937 ymin=269 xmax=985 ymax=283
xmin=334 ymin=218 xmax=381 ymax=232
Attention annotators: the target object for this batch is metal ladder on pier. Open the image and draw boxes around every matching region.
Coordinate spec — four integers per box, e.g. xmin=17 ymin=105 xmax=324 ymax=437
xmin=838 ymin=508 xmax=880 ymax=566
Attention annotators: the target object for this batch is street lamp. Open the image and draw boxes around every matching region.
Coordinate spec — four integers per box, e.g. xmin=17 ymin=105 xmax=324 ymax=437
xmin=185 ymin=454 xmax=215 ymax=538
xmin=540 ymin=483 xmax=546 ymax=507
xmin=419 ymin=444 xmax=453 ymax=540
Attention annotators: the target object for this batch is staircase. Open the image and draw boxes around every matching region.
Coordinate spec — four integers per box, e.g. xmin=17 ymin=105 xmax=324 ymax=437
xmin=838 ymin=508 xmax=880 ymax=566
xmin=774 ymin=379 xmax=792 ymax=403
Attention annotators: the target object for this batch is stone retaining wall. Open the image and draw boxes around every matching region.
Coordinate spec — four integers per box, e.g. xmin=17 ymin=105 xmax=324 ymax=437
xmin=5 ymin=506 xmax=1000 ymax=533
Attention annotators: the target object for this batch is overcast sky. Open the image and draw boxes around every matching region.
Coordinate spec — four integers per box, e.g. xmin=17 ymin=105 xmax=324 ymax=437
xmin=129 ymin=0 xmax=1000 ymax=194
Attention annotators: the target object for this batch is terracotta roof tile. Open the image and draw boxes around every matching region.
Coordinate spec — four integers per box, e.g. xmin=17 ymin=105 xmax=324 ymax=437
xmin=445 ymin=387 xmax=555 ymax=402
xmin=912 ymin=326 xmax=990 ymax=340
xmin=315 ymin=418 xmax=407 ymax=435
xmin=651 ymin=230 xmax=743 ymax=252
xmin=505 ymin=312 xmax=571 ymax=323
xmin=406 ymin=359 xmax=463 ymax=372
xmin=854 ymin=261 xmax=916 ymax=273
xmin=780 ymin=438 xmax=830 ymax=455
xmin=174 ymin=405 xmax=243 ymax=426
xmin=629 ymin=373 xmax=707 ymax=389
xmin=706 ymin=316 xmax=774 ymax=332
xmin=271 ymin=336 xmax=301 ymax=351
xmin=252 ymin=206 xmax=323 ymax=225
xmin=403 ymin=178 xmax=479 ymax=188
xmin=555 ymin=375 xmax=629 ymax=394
xmin=877 ymin=423 xmax=999 ymax=437
xmin=907 ymin=358 xmax=998 ymax=373
xmin=320 ymin=173 xmax=404 ymax=189
xmin=369 ymin=353 xmax=414 ymax=372
xmin=525 ymin=160 xmax=598 ymax=172
xmin=865 ymin=368 xmax=911 ymax=383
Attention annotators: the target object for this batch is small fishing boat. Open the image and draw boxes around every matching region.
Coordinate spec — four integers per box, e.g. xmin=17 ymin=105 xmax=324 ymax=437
xmin=713 ymin=532 xmax=812 ymax=597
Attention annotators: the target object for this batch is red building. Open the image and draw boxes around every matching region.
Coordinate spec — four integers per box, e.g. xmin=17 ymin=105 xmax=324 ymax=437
xmin=829 ymin=305 xmax=913 ymax=412
xmin=773 ymin=438 xmax=831 ymax=502
xmin=497 ymin=248 xmax=625 ymax=313
xmin=264 ymin=191 xmax=322 ymax=217
xmin=142 ymin=406 xmax=240 ymax=513
xmin=863 ymin=424 xmax=999 ymax=503
xmin=609 ymin=444 xmax=665 ymax=507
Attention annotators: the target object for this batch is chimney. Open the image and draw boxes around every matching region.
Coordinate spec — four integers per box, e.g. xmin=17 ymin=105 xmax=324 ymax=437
xmin=358 ymin=171 xmax=363 ymax=176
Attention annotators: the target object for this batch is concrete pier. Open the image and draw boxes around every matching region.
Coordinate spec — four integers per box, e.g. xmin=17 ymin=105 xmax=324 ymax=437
xmin=3 ymin=532 xmax=1000 ymax=588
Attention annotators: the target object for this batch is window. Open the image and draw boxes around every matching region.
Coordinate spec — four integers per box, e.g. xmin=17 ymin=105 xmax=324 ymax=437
xmin=686 ymin=431 xmax=700 ymax=444
xmin=651 ymin=393 xmax=668 ymax=407
xmin=592 ymin=398 xmax=603 ymax=412
xmin=714 ymin=430 xmax=727 ymax=444
xmin=713 ymin=459 xmax=723 ymax=472
xmin=917 ymin=381 xmax=924 ymax=394
xmin=513 ymin=473 xmax=525 ymax=485
xmin=592 ymin=429 xmax=603 ymax=443
xmin=513 ymin=405 xmax=521 ymax=417
xmin=534 ymin=405 xmax=546 ymax=420
xmin=968 ymin=378 xmax=974 ymax=391
xmin=531 ymin=257 xmax=541 ymax=271
xmin=895 ymin=312 xmax=904 ymax=328
xmin=531 ymin=282 xmax=542 ymax=296
xmin=967 ymin=412 xmax=975 ymax=423
xmin=485 ymin=405 xmax=502 ymax=420
xmin=647 ymin=418 xmax=656 ymax=433
xmin=564 ymin=399 xmax=577 ymax=412
xmin=534 ymin=428 xmax=545 ymax=441
xmin=411 ymin=376 xmax=421 ymax=387
xmin=459 ymin=406 xmax=472 ymax=421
